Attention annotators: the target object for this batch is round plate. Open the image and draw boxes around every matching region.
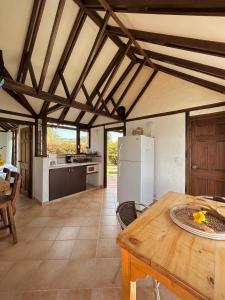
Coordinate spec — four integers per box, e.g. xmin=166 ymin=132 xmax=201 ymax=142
xmin=170 ymin=204 xmax=225 ymax=240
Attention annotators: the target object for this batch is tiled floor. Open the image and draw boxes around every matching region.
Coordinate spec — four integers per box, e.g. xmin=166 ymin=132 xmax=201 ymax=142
xmin=0 ymin=185 xmax=179 ymax=300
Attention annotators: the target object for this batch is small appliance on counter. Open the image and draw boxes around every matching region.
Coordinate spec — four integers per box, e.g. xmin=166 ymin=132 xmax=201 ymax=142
xmin=66 ymin=155 xmax=73 ymax=163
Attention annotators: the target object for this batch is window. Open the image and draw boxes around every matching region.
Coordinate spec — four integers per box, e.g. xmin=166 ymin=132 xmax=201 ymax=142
xmin=80 ymin=130 xmax=90 ymax=153
xmin=47 ymin=127 xmax=77 ymax=154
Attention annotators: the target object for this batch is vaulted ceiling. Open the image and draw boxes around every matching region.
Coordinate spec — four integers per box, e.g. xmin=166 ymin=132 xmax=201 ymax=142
xmin=0 ymin=0 xmax=224 ymax=128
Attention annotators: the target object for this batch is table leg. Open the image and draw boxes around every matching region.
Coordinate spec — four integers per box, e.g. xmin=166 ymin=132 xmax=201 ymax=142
xmin=121 ymin=248 xmax=137 ymax=300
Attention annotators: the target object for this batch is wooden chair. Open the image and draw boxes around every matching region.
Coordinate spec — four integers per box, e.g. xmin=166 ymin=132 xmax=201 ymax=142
xmin=0 ymin=172 xmax=21 ymax=243
xmin=116 ymin=201 xmax=160 ymax=300
xmin=3 ymin=168 xmax=11 ymax=182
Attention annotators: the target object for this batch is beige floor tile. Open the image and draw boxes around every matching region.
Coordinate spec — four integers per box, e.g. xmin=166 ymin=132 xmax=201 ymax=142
xmin=101 ymin=209 xmax=116 ymax=216
xmin=56 ymin=289 xmax=91 ymax=300
xmin=77 ymin=226 xmax=99 ymax=239
xmin=21 ymin=290 xmax=58 ymax=300
xmin=100 ymin=216 xmax=119 ymax=226
xmin=26 ymin=260 xmax=68 ymax=290
xmin=0 ymin=261 xmax=15 ymax=280
xmin=25 ymin=241 xmax=53 ymax=259
xmin=0 ymin=241 xmax=30 ymax=261
xmin=47 ymin=241 xmax=75 ymax=259
xmin=56 ymin=227 xmax=80 ymax=240
xmin=0 ymin=291 xmax=24 ymax=300
xmin=36 ymin=227 xmax=61 ymax=241
xmin=94 ymin=258 xmax=120 ymax=288
xmin=49 ymin=259 xmax=97 ymax=289
xmin=0 ymin=260 xmax=42 ymax=291
xmin=46 ymin=218 xmax=66 ymax=227
xmin=100 ymin=226 xmax=121 ymax=239
xmin=27 ymin=217 xmax=51 ymax=227
xmin=97 ymin=239 xmax=120 ymax=258
xmin=17 ymin=227 xmax=43 ymax=241
xmin=71 ymin=239 xmax=97 ymax=260
xmin=91 ymin=288 xmax=121 ymax=300
xmin=63 ymin=216 xmax=99 ymax=227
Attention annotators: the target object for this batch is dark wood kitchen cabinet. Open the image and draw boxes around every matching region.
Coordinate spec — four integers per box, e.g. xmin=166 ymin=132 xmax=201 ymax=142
xmin=49 ymin=166 xmax=86 ymax=201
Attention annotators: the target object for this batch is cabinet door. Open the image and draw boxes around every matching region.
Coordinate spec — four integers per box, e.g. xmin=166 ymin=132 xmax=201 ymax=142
xmin=49 ymin=168 xmax=69 ymax=200
xmin=70 ymin=166 xmax=86 ymax=194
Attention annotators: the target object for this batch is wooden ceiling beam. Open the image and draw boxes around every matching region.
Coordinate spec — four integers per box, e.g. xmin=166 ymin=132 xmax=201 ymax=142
xmin=98 ymin=0 xmax=156 ymax=69
xmin=71 ymin=12 xmax=110 ymax=102
xmin=88 ymin=60 xmax=134 ymax=126
xmin=3 ymin=77 xmax=122 ymax=121
xmin=28 ymin=61 xmax=38 ymax=90
xmin=46 ymin=104 xmax=62 ymax=115
xmin=21 ymin=0 xmax=46 ymax=83
xmin=3 ymin=69 xmax=37 ymax=117
xmin=133 ymin=47 xmax=225 ymax=79
xmin=0 ymin=109 xmax=34 ymax=119
xmin=17 ymin=0 xmax=41 ymax=81
xmin=47 ymin=117 xmax=89 ymax=129
xmin=81 ymin=0 xmax=225 ymax=16
xmin=111 ymin=59 xmax=146 ymax=115
xmin=126 ymin=70 xmax=158 ymax=118
xmin=94 ymin=39 xmax=132 ymax=110
xmin=38 ymin=0 xmax=66 ymax=92
xmin=0 ymin=122 xmax=10 ymax=131
xmin=108 ymin=26 xmax=225 ymax=58
xmin=73 ymin=0 xmax=136 ymax=61
xmin=39 ymin=8 xmax=87 ymax=116
xmin=0 ymin=116 xmax=34 ymax=126
xmin=156 ymin=64 xmax=225 ymax=94
xmin=75 ymin=48 xmax=122 ymax=123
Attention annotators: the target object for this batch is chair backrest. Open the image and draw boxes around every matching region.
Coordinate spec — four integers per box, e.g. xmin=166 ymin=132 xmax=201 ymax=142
xmin=116 ymin=201 xmax=138 ymax=229
xmin=9 ymin=172 xmax=21 ymax=214
xmin=3 ymin=168 xmax=11 ymax=182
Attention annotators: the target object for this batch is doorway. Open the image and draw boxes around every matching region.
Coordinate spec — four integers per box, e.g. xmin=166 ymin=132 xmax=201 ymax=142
xmin=19 ymin=126 xmax=32 ymax=197
xmin=104 ymin=127 xmax=125 ymax=188
xmin=187 ymin=112 xmax=225 ymax=196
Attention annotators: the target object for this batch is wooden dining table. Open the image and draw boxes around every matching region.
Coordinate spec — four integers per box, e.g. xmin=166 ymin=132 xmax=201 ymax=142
xmin=117 ymin=192 xmax=225 ymax=300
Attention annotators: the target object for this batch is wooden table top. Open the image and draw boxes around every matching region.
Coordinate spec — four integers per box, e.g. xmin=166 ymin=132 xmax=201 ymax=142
xmin=117 ymin=192 xmax=225 ymax=300
xmin=0 ymin=178 xmax=10 ymax=193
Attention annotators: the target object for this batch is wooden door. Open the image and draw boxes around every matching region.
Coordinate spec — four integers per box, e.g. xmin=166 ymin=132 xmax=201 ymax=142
xmin=20 ymin=127 xmax=32 ymax=196
xmin=189 ymin=113 xmax=225 ymax=196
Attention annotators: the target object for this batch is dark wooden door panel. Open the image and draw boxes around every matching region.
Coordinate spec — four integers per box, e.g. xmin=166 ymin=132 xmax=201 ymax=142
xmin=189 ymin=113 xmax=225 ymax=197
xmin=20 ymin=127 xmax=31 ymax=196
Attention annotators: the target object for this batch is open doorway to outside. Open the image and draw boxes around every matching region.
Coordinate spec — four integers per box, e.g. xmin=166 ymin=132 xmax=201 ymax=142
xmin=104 ymin=127 xmax=125 ymax=188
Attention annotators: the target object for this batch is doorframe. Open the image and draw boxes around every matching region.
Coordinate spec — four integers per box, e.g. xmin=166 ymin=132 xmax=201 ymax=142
xmin=104 ymin=126 xmax=126 ymax=188
xmin=19 ymin=125 xmax=33 ymax=198
xmin=185 ymin=110 xmax=225 ymax=195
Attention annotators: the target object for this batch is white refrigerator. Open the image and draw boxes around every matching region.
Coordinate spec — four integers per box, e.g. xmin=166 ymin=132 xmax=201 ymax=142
xmin=117 ymin=135 xmax=154 ymax=205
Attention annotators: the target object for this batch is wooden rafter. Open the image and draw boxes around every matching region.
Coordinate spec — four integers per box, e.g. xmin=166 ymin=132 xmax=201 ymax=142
xmin=3 ymin=69 xmax=37 ymax=117
xmin=38 ymin=0 xmax=66 ymax=92
xmin=133 ymin=48 xmax=225 ymax=79
xmin=98 ymin=0 xmax=156 ymax=70
xmin=46 ymin=104 xmax=62 ymax=115
xmin=28 ymin=61 xmax=38 ymax=90
xmin=81 ymin=0 xmax=225 ymax=16
xmin=156 ymin=64 xmax=225 ymax=94
xmin=111 ymin=59 xmax=146 ymax=115
xmin=39 ymin=8 xmax=87 ymax=116
xmin=75 ymin=48 xmax=122 ymax=123
xmin=73 ymin=0 xmax=137 ymax=61
xmin=88 ymin=61 xmax=134 ymax=126
xmin=109 ymin=26 xmax=225 ymax=58
xmin=21 ymin=0 xmax=46 ymax=83
xmin=71 ymin=12 xmax=110 ymax=102
xmin=0 ymin=109 xmax=34 ymax=119
xmin=126 ymin=70 xmax=158 ymax=118
xmin=17 ymin=0 xmax=41 ymax=81
xmin=94 ymin=40 xmax=132 ymax=110
xmin=3 ymin=77 xmax=122 ymax=121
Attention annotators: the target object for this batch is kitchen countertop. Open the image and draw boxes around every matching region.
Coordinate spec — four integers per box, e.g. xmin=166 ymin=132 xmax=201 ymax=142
xmin=49 ymin=162 xmax=99 ymax=170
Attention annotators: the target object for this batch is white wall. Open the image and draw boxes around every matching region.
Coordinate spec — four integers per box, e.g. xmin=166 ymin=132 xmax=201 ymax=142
xmin=90 ymin=126 xmax=104 ymax=186
xmin=126 ymin=114 xmax=186 ymax=199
